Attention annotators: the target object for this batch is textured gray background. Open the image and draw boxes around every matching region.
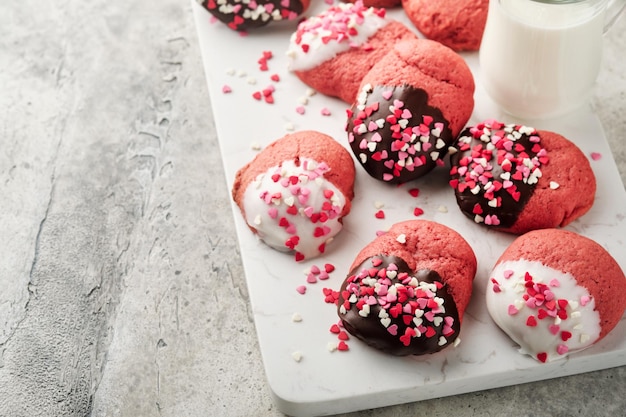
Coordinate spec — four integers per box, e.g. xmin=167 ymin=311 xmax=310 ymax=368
xmin=1 ymin=0 xmax=625 ymax=416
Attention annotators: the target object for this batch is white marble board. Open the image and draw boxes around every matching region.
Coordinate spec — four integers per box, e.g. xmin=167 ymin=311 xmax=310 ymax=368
xmin=191 ymin=2 xmax=626 ymax=416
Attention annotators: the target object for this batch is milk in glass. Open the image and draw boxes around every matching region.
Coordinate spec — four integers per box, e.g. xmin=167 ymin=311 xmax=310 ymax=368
xmin=480 ymin=0 xmax=607 ymax=119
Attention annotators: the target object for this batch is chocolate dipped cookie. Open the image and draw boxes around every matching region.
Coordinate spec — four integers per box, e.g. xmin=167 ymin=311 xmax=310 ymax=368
xmin=449 ymin=120 xmax=596 ymax=234
xmin=197 ymin=0 xmax=310 ymax=32
xmin=337 ymin=220 xmax=477 ymax=356
xmin=346 ymin=38 xmax=475 ymax=183
xmin=286 ymin=1 xmax=417 ymax=103
xmin=486 ymin=229 xmax=626 ymax=363
xmin=232 ymin=130 xmax=355 ymax=261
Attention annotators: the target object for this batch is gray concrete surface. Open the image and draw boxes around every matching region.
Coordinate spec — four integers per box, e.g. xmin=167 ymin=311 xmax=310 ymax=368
xmin=0 ymin=0 xmax=624 ymax=416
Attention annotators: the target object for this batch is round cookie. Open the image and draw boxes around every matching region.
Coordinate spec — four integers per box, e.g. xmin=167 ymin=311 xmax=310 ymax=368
xmin=286 ymin=1 xmax=417 ymax=104
xmin=197 ymin=0 xmax=310 ymax=32
xmin=449 ymin=120 xmax=596 ymax=234
xmin=486 ymin=229 xmax=626 ymax=363
xmin=401 ymin=0 xmax=489 ymax=51
xmin=337 ymin=220 xmax=477 ymax=356
xmin=346 ymin=38 xmax=475 ymax=183
xmin=231 ymin=131 xmax=355 ymax=261
xmin=343 ymin=0 xmax=402 ymax=8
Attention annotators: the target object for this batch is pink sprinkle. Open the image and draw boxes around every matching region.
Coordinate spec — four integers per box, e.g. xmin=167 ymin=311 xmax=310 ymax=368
xmin=310 ymin=265 xmax=321 ymax=275
xmin=318 ymin=271 xmax=329 ymax=280
xmin=492 ymin=284 xmax=501 ymax=293
xmin=508 ymin=305 xmax=519 ymax=315
xmin=549 ymin=324 xmax=560 ymax=335
xmin=222 ymin=85 xmax=232 ymax=94
xmin=306 ymin=274 xmax=317 ymax=284
xmin=580 ymin=295 xmax=591 ymax=306
xmin=296 ymin=105 xmax=306 ymax=115
xmin=590 ymin=152 xmax=602 ymax=161
xmin=549 ymin=278 xmax=560 ymax=287
xmin=557 ymin=344 xmax=569 ymax=355
xmin=503 ymin=270 xmax=514 ymax=279
xmin=321 ymin=107 xmax=331 ymax=116
xmin=296 ymin=285 xmax=307 ymax=294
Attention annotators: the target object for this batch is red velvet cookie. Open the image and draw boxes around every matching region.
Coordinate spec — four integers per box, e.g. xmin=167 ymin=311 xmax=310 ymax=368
xmin=197 ymin=0 xmax=310 ymax=31
xmin=486 ymin=229 xmax=626 ymax=363
xmin=401 ymin=0 xmax=489 ymax=51
xmin=337 ymin=220 xmax=477 ymax=356
xmin=449 ymin=120 xmax=596 ymax=234
xmin=343 ymin=0 xmax=402 ymax=8
xmin=286 ymin=1 xmax=417 ymax=104
xmin=346 ymin=38 xmax=475 ymax=183
xmin=232 ymin=131 xmax=355 ymax=261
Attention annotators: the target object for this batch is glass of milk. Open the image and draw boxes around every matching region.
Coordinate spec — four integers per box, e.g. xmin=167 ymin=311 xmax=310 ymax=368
xmin=479 ymin=0 xmax=625 ymax=120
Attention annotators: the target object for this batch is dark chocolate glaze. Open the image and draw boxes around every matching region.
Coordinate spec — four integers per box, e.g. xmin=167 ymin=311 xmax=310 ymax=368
xmin=199 ymin=0 xmax=304 ymax=31
xmin=337 ymin=255 xmax=460 ymax=356
xmin=449 ymin=121 xmax=546 ymax=229
xmin=346 ymin=84 xmax=453 ymax=184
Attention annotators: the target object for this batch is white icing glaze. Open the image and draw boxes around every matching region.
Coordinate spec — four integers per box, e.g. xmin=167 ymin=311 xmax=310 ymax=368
xmin=286 ymin=2 xmax=389 ymax=71
xmin=485 ymin=259 xmax=601 ymax=363
xmin=242 ymin=158 xmax=347 ymax=260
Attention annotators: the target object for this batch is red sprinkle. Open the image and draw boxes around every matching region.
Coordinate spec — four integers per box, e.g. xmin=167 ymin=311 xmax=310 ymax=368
xmin=374 ymin=210 xmax=385 ymax=219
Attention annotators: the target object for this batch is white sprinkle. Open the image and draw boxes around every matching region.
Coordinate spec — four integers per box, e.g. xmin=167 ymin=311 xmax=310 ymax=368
xmin=225 ymin=68 xmax=236 ymax=76
xmin=396 ymin=234 xmax=407 ymax=244
xmin=580 ymin=333 xmax=590 ymax=343
xmin=327 ymin=342 xmax=338 ymax=352
xmin=438 ymin=336 xmax=447 ymax=346
xmin=550 ymin=181 xmax=560 ymax=189
xmin=253 ymin=215 xmax=261 ymax=225
xmin=291 ymin=313 xmax=302 ymax=322
xmin=292 ymin=351 xmax=303 ymax=362
xmin=305 ymin=88 xmax=317 ymax=97
xmin=284 ymin=122 xmax=295 ymax=131
xmin=246 ymin=77 xmax=257 ymax=85
xmin=250 ymin=142 xmax=262 ymax=151
xmin=438 ymin=205 xmax=448 ymax=213
xmin=453 ymin=337 xmax=461 ymax=347
xmin=374 ymin=200 xmax=385 ymax=209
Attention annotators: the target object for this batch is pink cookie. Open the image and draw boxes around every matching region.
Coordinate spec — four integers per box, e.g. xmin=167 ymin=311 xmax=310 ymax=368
xmin=286 ymin=1 xmax=417 ymax=103
xmin=232 ymin=131 xmax=355 ymax=261
xmin=346 ymin=38 xmax=475 ymax=183
xmin=337 ymin=220 xmax=477 ymax=356
xmin=449 ymin=120 xmax=596 ymax=234
xmin=402 ymin=0 xmax=489 ymax=51
xmin=343 ymin=0 xmax=402 ymax=8
xmin=197 ymin=0 xmax=311 ymax=31
xmin=486 ymin=229 xmax=626 ymax=363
